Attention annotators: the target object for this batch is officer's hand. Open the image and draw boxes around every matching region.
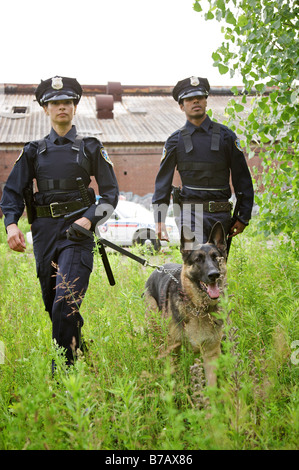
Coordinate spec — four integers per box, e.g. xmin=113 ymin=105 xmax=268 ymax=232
xmin=74 ymin=217 xmax=92 ymax=231
xmin=6 ymin=224 xmax=26 ymax=252
xmin=155 ymin=222 xmax=169 ymax=241
xmin=228 ymin=220 xmax=246 ymax=238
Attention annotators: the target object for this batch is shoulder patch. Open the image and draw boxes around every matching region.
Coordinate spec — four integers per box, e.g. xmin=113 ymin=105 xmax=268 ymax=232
xmin=235 ymin=138 xmax=243 ymax=152
xmin=161 ymin=146 xmax=167 ymax=162
xmin=14 ymin=149 xmax=24 ymax=164
xmin=100 ymin=148 xmax=113 ymax=166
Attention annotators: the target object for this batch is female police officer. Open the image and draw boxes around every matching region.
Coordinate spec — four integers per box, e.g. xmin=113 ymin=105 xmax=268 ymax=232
xmin=0 ymin=76 xmax=119 ymax=370
xmin=152 ymin=76 xmax=254 ymax=248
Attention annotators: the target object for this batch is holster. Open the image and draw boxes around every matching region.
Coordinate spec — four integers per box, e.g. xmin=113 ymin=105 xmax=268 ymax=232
xmin=23 ymin=183 xmax=36 ymax=224
xmin=172 ymin=186 xmax=181 ymax=217
xmin=86 ymin=187 xmax=96 ymax=205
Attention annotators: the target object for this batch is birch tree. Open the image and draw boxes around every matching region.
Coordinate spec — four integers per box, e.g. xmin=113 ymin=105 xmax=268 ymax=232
xmin=193 ymin=0 xmax=299 ymax=246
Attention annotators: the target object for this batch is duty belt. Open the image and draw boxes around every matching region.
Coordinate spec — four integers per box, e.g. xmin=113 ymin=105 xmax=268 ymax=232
xmin=35 ymin=200 xmax=85 ymax=218
xmin=181 ymin=200 xmax=232 ymax=213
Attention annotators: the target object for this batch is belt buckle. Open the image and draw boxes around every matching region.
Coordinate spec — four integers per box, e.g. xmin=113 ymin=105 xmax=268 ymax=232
xmin=208 ymin=201 xmax=216 ymax=212
xmin=49 ymin=202 xmax=60 ymax=218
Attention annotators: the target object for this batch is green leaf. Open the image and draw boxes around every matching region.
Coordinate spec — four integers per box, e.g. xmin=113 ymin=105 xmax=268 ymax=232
xmin=250 ymin=71 xmax=260 ymax=80
xmin=255 ymin=83 xmax=266 ymax=93
xmin=218 ymin=64 xmax=229 ymax=75
xmin=226 ymin=11 xmax=236 ymax=25
xmin=269 ymin=91 xmax=278 ymax=103
xmin=206 ymin=11 xmax=215 ymax=20
xmin=237 ymin=14 xmax=248 ymax=27
xmin=277 ymin=96 xmax=288 ymax=105
xmin=235 ymin=103 xmax=245 ymax=112
xmin=212 ymin=52 xmax=221 ymax=62
xmin=193 ymin=1 xmax=202 ymax=12
xmin=260 ymin=133 xmax=270 ymax=143
xmin=216 ymin=0 xmax=225 ymax=11
xmin=231 ymin=86 xmax=239 ymax=95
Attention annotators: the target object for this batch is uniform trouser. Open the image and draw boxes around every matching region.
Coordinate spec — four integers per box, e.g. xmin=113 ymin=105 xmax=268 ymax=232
xmin=175 ymin=203 xmax=232 ymax=244
xmin=31 ymin=217 xmax=94 ymax=365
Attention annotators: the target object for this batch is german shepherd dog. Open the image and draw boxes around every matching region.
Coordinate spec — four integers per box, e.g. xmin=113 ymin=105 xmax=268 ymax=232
xmin=144 ymin=222 xmax=227 ymax=387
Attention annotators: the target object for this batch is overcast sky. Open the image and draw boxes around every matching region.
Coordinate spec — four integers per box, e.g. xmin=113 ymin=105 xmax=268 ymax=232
xmin=0 ymin=0 xmax=242 ymax=87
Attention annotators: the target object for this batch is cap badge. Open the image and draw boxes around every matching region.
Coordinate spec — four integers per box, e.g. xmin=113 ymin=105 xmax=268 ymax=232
xmin=190 ymin=76 xmax=200 ymax=86
xmin=51 ymin=77 xmax=63 ymax=90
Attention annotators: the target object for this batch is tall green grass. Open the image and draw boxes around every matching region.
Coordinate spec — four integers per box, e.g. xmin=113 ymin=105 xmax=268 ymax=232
xmin=0 ymin=217 xmax=298 ymax=450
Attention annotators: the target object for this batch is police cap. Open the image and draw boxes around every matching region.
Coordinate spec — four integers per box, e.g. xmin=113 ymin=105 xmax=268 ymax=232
xmin=35 ymin=76 xmax=82 ymax=106
xmin=172 ymin=76 xmax=210 ymax=103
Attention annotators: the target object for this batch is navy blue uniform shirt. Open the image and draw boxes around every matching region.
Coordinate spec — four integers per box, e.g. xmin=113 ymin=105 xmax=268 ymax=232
xmin=152 ymin=115 xmax=254 ymax=224
xmin=0 ymin=125 xmax=119 ymax=229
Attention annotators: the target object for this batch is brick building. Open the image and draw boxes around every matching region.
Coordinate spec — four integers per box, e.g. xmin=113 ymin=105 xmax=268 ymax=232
xmin=0 ymin=82 xmax=262 ymax=199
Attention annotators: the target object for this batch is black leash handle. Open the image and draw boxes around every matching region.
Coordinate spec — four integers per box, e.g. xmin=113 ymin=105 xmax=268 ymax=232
xmin=71 ymin=223 xmax=115 ymax=286
xmin=96 ymin=236 xmax=149 ymax=266
xmin=96 ymin=239 xmax=116 ymax=286
xmin=70 ymin=223 xmax=93 ymax=239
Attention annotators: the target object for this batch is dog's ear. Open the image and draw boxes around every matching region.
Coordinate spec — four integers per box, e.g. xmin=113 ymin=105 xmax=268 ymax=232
xmin=208 ymin=222 xmax=227 ymax=255
xmin=180 ymin=225 xmax=198 ymax=255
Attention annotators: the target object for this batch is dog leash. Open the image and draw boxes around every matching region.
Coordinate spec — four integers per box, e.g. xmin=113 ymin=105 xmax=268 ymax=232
xmin=70 ymin=223 xmax=163 ymax=285
xmin=92 ymin=233 xmax=180 ymax=283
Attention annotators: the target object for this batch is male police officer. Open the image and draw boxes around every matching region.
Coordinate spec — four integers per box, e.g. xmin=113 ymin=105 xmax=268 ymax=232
xmin=153 ymin=76 xmax=254 ymax=247
xmin=0 ymin=76 xmax=119 ymax=369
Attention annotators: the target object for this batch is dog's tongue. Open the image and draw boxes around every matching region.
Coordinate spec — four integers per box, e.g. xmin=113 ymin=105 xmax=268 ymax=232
xmin=207 ymin=284 xmax=220 ymax=299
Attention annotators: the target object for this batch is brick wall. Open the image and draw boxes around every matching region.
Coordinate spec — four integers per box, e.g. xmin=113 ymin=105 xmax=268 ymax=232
xmin=0 ymin=149 xmax=21 ymax=190
xmin=0 ymin=145 xmax=261 ymax=197
xmin=106 ymin=145 xmax=181 ymax=196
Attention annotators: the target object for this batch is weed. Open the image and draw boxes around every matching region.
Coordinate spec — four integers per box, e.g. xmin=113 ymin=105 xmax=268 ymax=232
xmin=0 ymin=217 xmax=298 ymax=450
